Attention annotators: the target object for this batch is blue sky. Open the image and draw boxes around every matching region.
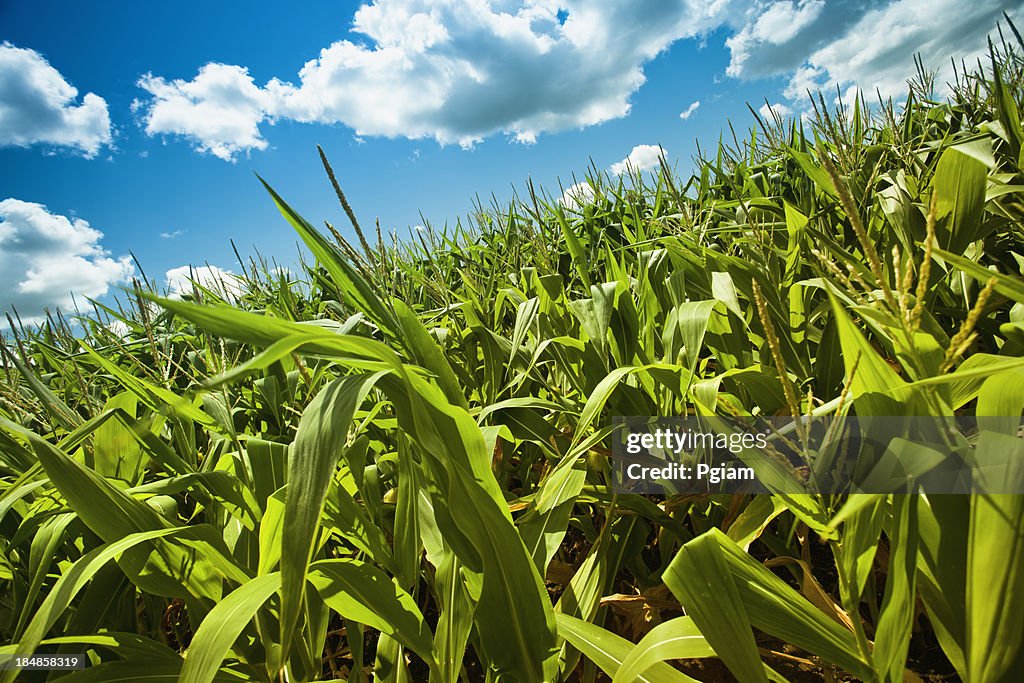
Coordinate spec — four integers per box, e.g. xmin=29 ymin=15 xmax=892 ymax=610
xmin=0 ymin=0 xmax=1015 ymax=325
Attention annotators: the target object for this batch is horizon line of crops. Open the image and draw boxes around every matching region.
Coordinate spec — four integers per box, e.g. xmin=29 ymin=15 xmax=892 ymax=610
xmin=2 ymin=18 xmax=1024 ymax=683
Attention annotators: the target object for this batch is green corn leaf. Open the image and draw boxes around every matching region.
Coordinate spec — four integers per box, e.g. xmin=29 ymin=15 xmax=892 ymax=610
xmin=572 ymin=364 xmax=689 ymax=451
xmin=279 ymin=372 xmax=386 ymax=663
xmin=393 ymin=435 xmax=422 ymax=589
xmin=828 ymin=290 xmax=910 ymax=415
xmin=398 ymin=374 xmax=558 ymax=680
xmin=26 ymin=431 xmax=230 ymax=600
xmin=258 ymin=487 xmax=286 ymax=575
xmin=831 ymin=495 xmax=886 ymax=606
xmin=667 ymin=529 xmax=873 ymax=680
xmin=128 ymin=471 xmax=260 ymax=530
xmin=259 ymin=176 xmax=400 ymax=338
xmin=373 ymin=633 xmax=410 ymax=682
xmin=726 ymin=495 xmax=788 ymax=550
xmin=144 ymin=295 xmax=405 ymax=371
xmin=247 ymin=438 xmax=288 ymax=509
xmin=13 ymin=512 xmax=73 ymax=638
xmin=509 ymin=296 xmax=539 ymax=366
xmin=916 ymin=494 xmax=968 ymax=679
xmin=677 ymin=300 xmax=717 ymax=379
xmin=613 ymin=616 xmax=715 ymax=683
xmin=710 ymin=271 xmax=744 ymax=319
xmin=555 ymin=207 xmax=593 ymax=289
xmin=783 ymin=202 xmax=809 ymax=287
xmin=3 ymin=527 xmax=197 ymax=683
xmin=0 ymin=345 xmax=81 ymax=430
xmin=931 ymin=247 xmax=1024 ymax=304
xmin=322 ymin=475 xmax=393 ymax=566
xmin=788 ymin=147 xmax=839 ymax=198
xmin=555 ymin=613 xmax=697 ymax=682
xmin=872 ymin=494 xmax=918 ymax=682
xmin=34 ymin=632 xmax=183 ymax=661
xmin=78 ymin=342 xmax=216 ymax=428
xmin=517 ymin=456 xmax=587 ymax=573
xmin=307 ymin=558 xmax=435 ymax=667
xmin=392 ymin=298 xmax=467 ymax=408
xmin=966 ymin=368 xmax=1024 ymax=681
xmin=93 ymin=392 xmax=145 ymax=484
xmin=931 ymin=146 xmax=990 ymax=253
xmin=663 ymin=532 xmax=768 ymax=682
xmin=431 ymin=552 xmax=475 ymax=683
xmin=179 ymin=573 xmax=281 ymax=683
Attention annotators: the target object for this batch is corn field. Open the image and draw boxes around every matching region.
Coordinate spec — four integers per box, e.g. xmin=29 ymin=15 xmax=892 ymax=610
xmin=1 ymin=26 xmax=1023 ymax=683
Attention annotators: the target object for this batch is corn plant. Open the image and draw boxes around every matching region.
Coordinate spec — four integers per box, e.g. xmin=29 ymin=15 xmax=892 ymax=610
xmin=1 ymin=21 xmax=1023 ymax=683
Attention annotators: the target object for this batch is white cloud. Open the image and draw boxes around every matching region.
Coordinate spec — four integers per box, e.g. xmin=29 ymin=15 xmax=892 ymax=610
xmin=134 ymin=63 xmax=280 ymax=161
xmin=129 ymin=1 xmax=1013 ymax=160
xmin=609 ymin=144 xmax=663 ymax=175
xmin=797 ymin=0 xmax=1009 ymax=100
xmin=132 ymin=1 xmax=736 ymax=159
xmin=0 ymin=43 xmax=112 ymax=157
xmin=559 ymin=182 xmax=596 ymax=212
xmin=758 ymin=101 xmax=792 ymax=118
xmin=726 ymin=1 xmax=826 ymax=78
xmin=0 ymin=199 xmax=134 ymax=323
xmin=679 ymin=100 xmax=701 ymax=120
xmin=727 ymin=0 xmax=1011 ymax=104
xmin=105 ymin=319 xmax=131 ymax=339
xmin=160 ymin=229 xmax=185 ymax=239
xmin=783 ymin=64 xmax=827 ymax=100
xmin=165 ymin=265 xmax=245 ymax=300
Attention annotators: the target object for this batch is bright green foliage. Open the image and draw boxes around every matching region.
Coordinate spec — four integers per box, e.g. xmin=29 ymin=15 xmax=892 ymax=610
xmin=2 ymin=28 xmax=1024 ymax=683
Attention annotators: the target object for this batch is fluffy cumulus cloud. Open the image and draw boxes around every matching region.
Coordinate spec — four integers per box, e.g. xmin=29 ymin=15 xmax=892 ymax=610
xmin=758 ymin=101 xmax=792 ymax=118
xmin=132 ymin=0 xmax=734 ymax=159
xmin=609 ymin=144 xmax=663 ymax=175
xmin=134 ymin=64 xmax=280 ymax=161
xmin=0 ymin=199 xmax=134 ymax=323
xmin=130 ymin=0 xmax=1013 ymax=159
xmin=0 ymin=43 xmax=112 ymax=157
xmin=165 ymin=265 xmax=245 ymax=300
xmin=559 ymin=182 xmax=596 ymax=212
xmin=726 ymin=0 xmax=1012 ymax=104
xmin=726 ymin=0 xmax=828 ymax=78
